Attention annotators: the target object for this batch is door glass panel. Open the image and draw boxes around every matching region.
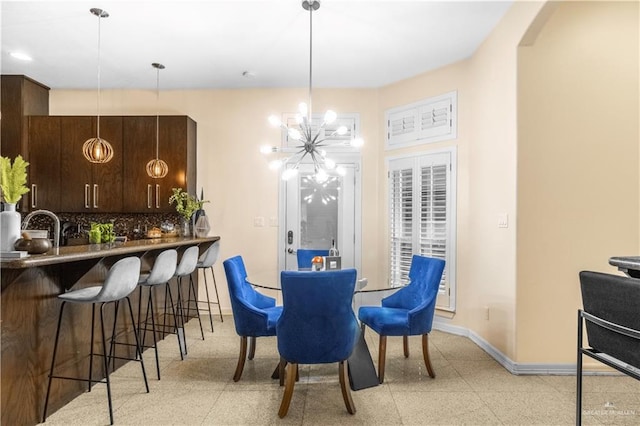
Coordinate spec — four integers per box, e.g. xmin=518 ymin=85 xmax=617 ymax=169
xmin=300 ymin=174 xmax=341 ymax=250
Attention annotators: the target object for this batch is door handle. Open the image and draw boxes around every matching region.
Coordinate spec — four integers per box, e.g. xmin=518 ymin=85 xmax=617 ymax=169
xmin=147 ymin=184 xmax=152 ymax=209
xmin=155 ymin=184 xmax=160 ymax=209
xmin=93 ymin=184 xmax=98 ymax=208
xmin=287 ymin=248 xmax=296 ymax=254
xmin=287 ymin=230 xmax=294 ymax=244
xmin=84 ymin=184 xmax=90 ymax=209
xmin=31 ymin=184 xmax=37 ymax=208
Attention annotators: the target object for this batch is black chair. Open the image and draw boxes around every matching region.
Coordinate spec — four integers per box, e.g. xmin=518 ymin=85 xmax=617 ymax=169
xmin=577 ymin=271 xmax=640 ymax=425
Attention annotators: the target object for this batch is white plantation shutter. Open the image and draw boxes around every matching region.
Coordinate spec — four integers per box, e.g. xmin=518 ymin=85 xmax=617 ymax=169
xmin=388 ymin=149 xmax=456 ymax=311
xmin=386 ymin=91 xmax=457 ymax=149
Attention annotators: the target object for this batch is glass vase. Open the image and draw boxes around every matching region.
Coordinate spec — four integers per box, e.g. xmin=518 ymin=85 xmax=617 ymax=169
xmin=194 ymin=214 xmax=211 ymax=238
xmin=180 ymin=218 xmax=191 ymax=237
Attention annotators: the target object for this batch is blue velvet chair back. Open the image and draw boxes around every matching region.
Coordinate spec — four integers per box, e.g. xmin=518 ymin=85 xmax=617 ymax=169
xmin=381 ymin=255 xmax=445 ymax=335
xmin=277 ymin=269 xmax=358 ymax=364
xmin=223 ymin=255 xmax=279 ymax=337
xmin=296 ymin=249 xmax=329 ymax=269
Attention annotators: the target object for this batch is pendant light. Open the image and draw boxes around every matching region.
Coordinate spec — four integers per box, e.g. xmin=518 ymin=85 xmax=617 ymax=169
xmin=146 ymin=63 xmax=169 ymax=178
xmin=83 ymin=8 xmax=114 ymax=164
xmin=261 ymin=0 xmax=364 ymax=183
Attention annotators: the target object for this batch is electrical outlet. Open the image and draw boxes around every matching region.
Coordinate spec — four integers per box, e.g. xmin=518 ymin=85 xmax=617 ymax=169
xmin=484 ymin=306 xmax=490 ymax=321
xmin=498 ymin=213 xmax=508 ymax=228
xmin=269 ymin=216 xmax=278 ymax=227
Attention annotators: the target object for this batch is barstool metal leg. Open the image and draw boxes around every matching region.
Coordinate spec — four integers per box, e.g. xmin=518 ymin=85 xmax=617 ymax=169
xmin=147 ymin=287 xmax=161 ymax=379
xmin=166 ymin=283 xmax=186 ymax=359
xmin=125 ymin=296 xmax=149 ymax=392
xmin=88 ymin=303 xmax=96 ymax=392
xmin=210 ymin=267 xmax=224 ymax=322
xmin=202 ymin=268 xmax=215 ymax=332
xmin=188 ymin=273 xmax=205 ymax=340
xmin=99 ymin=303 xmax=114 ymax=425
xmin=42 ymin=301 xmax=67 ymax=423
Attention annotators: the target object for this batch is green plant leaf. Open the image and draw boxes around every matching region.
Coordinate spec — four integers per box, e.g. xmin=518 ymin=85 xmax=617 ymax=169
xmin=0 ymin=155 xmax=30 ymax=204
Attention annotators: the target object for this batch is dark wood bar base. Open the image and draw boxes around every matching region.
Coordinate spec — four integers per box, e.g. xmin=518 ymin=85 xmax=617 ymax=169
xmin=1 ymin=236 xmax=218 ymax=426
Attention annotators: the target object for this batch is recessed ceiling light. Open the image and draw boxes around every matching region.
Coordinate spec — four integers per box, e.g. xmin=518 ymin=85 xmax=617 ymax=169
xmin=10 ymin=51 xmax=33 ymax=61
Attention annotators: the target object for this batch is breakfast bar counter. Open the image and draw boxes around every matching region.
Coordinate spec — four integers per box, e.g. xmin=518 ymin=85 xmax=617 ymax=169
xmin=1 ymin=236 xmax=219 ymax=426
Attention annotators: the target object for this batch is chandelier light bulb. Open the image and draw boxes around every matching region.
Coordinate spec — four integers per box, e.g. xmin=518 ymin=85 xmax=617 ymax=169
xmin=295 ymin=114 xmax=304 ymax=124
xmin=260 ymin=145 xmax=275 ymax=154
xmin=282 ymin=168 xmax=299 ymax=180
xmin=350 ymin=137 xmax=364 ymax=148
xmin=336 ymin=126 xmax=348 ymax=135
xmin=288 ymin=128 xmax=302 ymax=140
xmin=324 ymin=110 xmax=337 ymax=124
xmin=298 ymin=102 xmax=308 ymax=117
xmin=268 ymin=115 xmax=282 ymax=127
xmin=269 ymin=159 xmax=284 ymax=170
xmin=315 ymin=169 xmax=329 ymax=183
xmin=336 ymin=166 xmax=347 ymax=176
xmin=324 ymin=158 xmax=336 ymax=170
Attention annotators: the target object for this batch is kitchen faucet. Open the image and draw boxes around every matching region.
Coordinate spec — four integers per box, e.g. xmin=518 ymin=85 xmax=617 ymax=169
xmin=21 ymin=209 xmax=61 ymax=249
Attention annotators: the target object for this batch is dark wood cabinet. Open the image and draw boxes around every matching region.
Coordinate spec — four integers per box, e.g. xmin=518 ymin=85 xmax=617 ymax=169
xmin=123 ymin=116 xmax=196 ymax=213
xmin=27 ymin=116 xmax=61 ymax=211
xmin=25 ymin=114 xmax=195 ymax=213
xmin=59 ymin=116 xmax=123 ymax=212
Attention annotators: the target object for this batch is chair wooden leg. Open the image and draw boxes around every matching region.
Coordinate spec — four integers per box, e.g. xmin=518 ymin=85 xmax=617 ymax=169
xmin=248 ymin=336 xmax=256 ymax=360
xmin=278 ymin=362 xmax=298 ymax=418
xmin=339 ymin=360 xmax=356 ymax=415
xmin=403 ymin=335 xmax=409 ymax=358
xmin=233 ymin=336 xmax=248 ymax=382
xmin=279 ymin=357 xmax=286 ymax=386
xmin=422 ymin=333 xmax=435 ymax=378
xmin=378 ymin=335 xmax=387 ymax=383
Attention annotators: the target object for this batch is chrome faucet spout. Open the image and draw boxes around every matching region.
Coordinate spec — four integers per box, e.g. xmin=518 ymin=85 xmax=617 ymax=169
xmin=21 ymin=209 xmax=61 ymax=249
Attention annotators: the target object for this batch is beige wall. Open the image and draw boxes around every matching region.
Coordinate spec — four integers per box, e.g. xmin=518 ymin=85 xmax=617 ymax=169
xmin=517 ymin=1 xmax=640 ymax=363
xmin=51 ymin=87 xmax=380 ymax=308
xmin=48 ymin=0 xmax=638 ymax=365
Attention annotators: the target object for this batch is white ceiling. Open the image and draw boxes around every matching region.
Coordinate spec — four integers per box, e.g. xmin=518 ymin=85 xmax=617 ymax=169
xmin=1 ymin=1 xmax=513 ymax=90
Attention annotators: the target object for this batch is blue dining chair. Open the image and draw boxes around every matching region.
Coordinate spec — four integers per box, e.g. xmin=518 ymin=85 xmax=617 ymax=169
xmin=223 ymin=255 xmax=283 ymax=381
xmin=358 ymin=255 xmax=445 ymax=383
xmin=296 ymin=249 xmax=329 ymax=269
xmin=276 ymin=269 xmax=359 ymax=418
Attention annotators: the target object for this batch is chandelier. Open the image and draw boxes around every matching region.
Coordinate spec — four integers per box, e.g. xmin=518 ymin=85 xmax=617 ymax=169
xmin=146 ymin=63 xmax=169 ymax=178
xmin=261 ymin=0 xmax=363 ymax=183
xmin=83 ymin=8 xmax=114 ymax=164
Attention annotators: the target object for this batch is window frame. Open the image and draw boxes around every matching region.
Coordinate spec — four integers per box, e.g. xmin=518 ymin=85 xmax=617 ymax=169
xmin=386 ymin=147 xmax=457 ymax=312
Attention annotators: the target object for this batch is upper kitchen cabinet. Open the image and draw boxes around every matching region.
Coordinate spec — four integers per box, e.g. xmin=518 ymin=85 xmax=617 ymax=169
xmin=59 ymin=116 xmax=123 ymax=212
xmin=1 ymin=75 xmax=49 ymax=160
xmin=123 ymin=116 xmax=196 ymax=213
xmin=27 ymin=116 xmax=61 ymax=211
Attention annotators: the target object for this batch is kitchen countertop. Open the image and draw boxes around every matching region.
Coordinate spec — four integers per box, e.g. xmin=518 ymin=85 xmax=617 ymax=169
xmin=609 ymin=256 xmax=640 ymax=278
xmin=0 ymin=236 xmax=219 ymax=269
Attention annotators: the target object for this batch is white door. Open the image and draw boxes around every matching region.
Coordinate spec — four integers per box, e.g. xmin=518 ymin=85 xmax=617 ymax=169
xmin=279 ymin=160 xmax=361 ymax=272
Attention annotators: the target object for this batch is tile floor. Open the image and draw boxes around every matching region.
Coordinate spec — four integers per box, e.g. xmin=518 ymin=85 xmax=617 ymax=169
xmin=41 ymin=315 xmax=640 ymax=425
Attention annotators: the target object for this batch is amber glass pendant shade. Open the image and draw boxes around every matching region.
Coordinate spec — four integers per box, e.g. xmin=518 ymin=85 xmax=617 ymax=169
xmin=83 ymin=136 xmax=114 ymax=163
xmin=146 ymin=158 xmax=169 ymax=179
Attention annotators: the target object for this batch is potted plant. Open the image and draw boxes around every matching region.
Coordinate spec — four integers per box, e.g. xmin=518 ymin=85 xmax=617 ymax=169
xmin=169 ymin=188 xmax=208 ymax=236
xmin=0 ymin=155 xmax=30 ymax=251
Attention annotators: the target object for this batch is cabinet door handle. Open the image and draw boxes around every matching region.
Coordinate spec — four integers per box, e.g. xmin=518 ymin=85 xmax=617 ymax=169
xmin=93 ymin=184 xmax=99 ymax=208
xmin=31 ymin=184 xmax=37 ymax=208
xmin=147 ymin=184 xmax=152 ymax=209
xmin=155 ymin=184 xmax=160 ymax=209
xmin=85 ymin=184 xmax=90 ymax=209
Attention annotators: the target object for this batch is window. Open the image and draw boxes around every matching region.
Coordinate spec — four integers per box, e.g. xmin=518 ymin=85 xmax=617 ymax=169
xmin=386 ymin=91 xmax=457 ymax=149
xmin=280 ymin=113 xmax=360 ymax=152
xmin=388 ymin=148 xmax=456 ymax=311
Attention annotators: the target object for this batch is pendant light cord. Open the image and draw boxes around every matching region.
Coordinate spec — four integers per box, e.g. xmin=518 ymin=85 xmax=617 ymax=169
xmin=96 ymin=12 xmax=102 ymax=139
xmin=308 ymin=3 xmax=313 ymax=120
xmin=156 ymin=66 xmax=160 ymax=160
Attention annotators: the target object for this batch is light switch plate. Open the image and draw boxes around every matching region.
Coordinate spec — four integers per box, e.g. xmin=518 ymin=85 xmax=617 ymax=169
xmin=269 ymin=217 xmax=278 ymax=227
xmin=253 ymin=216 xmax=265 ymax=227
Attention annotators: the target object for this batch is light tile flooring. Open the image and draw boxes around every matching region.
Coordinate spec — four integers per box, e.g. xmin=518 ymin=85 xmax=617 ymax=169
xmin=41 ymin=315 xmax=640 ymax=425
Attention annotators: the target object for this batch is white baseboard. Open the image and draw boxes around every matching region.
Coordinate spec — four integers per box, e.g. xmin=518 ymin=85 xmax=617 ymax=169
xmin=432 ymin=316 xmax=616 ymax=376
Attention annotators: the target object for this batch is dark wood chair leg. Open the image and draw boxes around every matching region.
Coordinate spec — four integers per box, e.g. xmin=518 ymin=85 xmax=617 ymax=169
xmin=339 ymin=360 xmax=356 ymax=414
xmin=248 ymin=336 xmax=256 ymax=360
xmin=422 ymin=333 xmax=435 ymax=378
xmin=278 ymin=362 xmax=298 ymax=418
xmin=403 ymin=335 xmax=409 ymax=358
xmin=279 ymin=357 xmax=286 ymax=386
xmin=378 ymin=335 xmax=387 ymax=383
xmin=233 ymin=336 xmax=248 ymax=382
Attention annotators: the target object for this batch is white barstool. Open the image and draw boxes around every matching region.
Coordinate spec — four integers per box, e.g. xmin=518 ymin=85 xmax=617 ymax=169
xmin=196 ymin=241 xmax=223 ymax=331
xmin=172 ymin=246 xmax=204 ymax=354
xmin=137 ymin=249 xmax=179 ymax=379
xmin=42 ymin=257 xmax=148 ymax=425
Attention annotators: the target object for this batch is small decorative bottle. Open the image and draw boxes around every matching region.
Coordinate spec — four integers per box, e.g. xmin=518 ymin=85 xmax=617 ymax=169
xmin=328 ymin=239 xmax=339 ymax=257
